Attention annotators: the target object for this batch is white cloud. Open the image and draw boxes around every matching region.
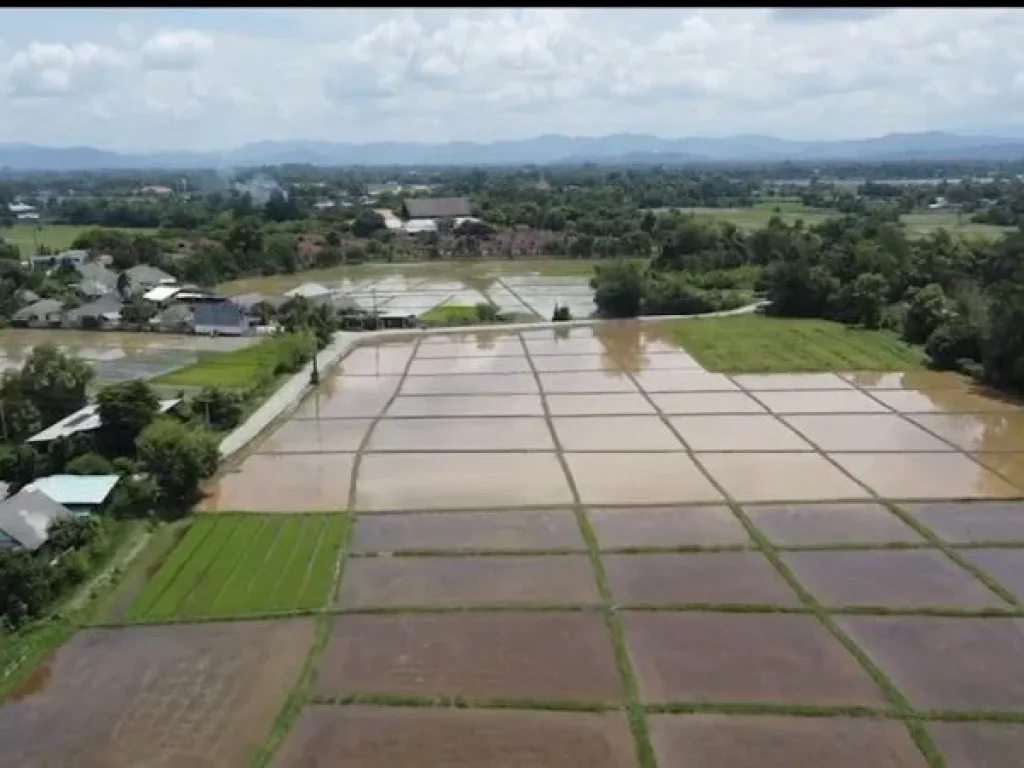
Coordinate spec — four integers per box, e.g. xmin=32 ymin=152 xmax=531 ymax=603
xmin=5 ymin=41 xmax=124 ymax=97
xmin=2 ymin=9 xmax=1024 ymax=150
xmin=141 ymin=29 xmax=213 ymax=71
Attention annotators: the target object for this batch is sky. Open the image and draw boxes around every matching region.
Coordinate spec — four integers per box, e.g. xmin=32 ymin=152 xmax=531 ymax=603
xmin=2 ymin=8 xmax=1024 ymax=152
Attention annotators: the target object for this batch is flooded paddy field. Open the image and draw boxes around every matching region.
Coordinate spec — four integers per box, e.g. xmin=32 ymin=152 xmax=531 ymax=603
xmin=0 ymin=329 xmax=257 ymax=385
xmin=222 ymin=262 xmax=600 ymax=321
xmin=0 ymin=619 xmax=314 ymax=767
xmin=7 ymin=321 xmax=1024 ymax=766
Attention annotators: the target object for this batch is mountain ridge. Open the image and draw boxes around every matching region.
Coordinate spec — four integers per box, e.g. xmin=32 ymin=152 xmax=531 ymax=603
xmin=2 ymin=131 xmax=1024 ymax=171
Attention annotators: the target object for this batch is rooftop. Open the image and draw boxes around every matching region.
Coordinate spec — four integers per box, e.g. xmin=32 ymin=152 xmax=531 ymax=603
xmin=0 ymin=489 xmax=71 ymax=551
xmin=404 ymin=197 xmax=472 ymax=220
xmin=24 ymin=474 xmax=121 ymax=507
xmin=27 ymin=398 xmax=181 ymax=444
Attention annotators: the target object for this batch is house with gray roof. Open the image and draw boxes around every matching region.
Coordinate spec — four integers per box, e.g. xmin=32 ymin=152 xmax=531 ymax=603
xmin=403 ymin=197 xmax=472 ymax=220
xmin=0 ymin=489 xmax=72 ymax=552
xmin=194 ymin=300 xmax=253 ymax=336
xmin=126 ymin=264 xmax=175 ymax=294
xmin=12 ymin=298 xmax=64 ymax=328
xmin=64 ymin=294 xmax=123 ymax=329
xmin=24 ymin=474 xmax=121 ymax=515
xmin=30 ymin=249 xmax=89 ymax=270
xmin=74 ymin=262 xmax=119 ymax=298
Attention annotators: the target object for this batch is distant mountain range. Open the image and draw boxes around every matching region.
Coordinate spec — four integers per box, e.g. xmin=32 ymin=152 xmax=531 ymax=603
xmin=3 ymin=131 xmax=1024 ymax=171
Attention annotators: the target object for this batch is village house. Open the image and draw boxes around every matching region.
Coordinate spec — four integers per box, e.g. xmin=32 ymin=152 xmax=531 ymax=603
xmin=12 ymin=298 xmax=64 ymax=328
xmin=402 ymin=197 xmax=472 ymax=220
xmin=0 ymin=489 xmax=72 ymax=552
xmin=23 ymin=475 xmax=121 ymax=516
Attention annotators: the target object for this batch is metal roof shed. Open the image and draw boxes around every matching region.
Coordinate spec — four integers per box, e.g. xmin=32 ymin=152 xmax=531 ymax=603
xmin=27 ymin=399 xmax=182 ymax=444
xmin=24 ymin=474 xmax=121 ymax=514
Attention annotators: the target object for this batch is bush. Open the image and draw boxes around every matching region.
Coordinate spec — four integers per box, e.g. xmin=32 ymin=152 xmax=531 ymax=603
xmin=903 ymin=283 xmax=949 ymax=344
xmin=552 ymin=304 xmax=573 ymax=322
xmin=105 ymin=475 xmax=159 ymax=519
xmin=926 ymin=320 xmax=983 ymax=370
xmin=66 ymin=453 xmax=115 ymax=476
xmin=136 ymin=419 xmax=220 ymax=513
xmin=96 ymin=380 xmax=161 ymax=455
xmin=592 ymin=259 xmax=645 ymax=318
xmin=474 ymin=303 xmax=499 ymax=323
xmin=192 ymin=387 xmax=245 ymax=431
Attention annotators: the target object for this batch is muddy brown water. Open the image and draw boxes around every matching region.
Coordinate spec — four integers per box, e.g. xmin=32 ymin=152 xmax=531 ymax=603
xmin=270 ymin=706 xmax=640 ymax=768
xmin=0 ymin=619 xmax=314 ymax=768
xmin=648 ymin=714 xmax=927 ymax=768
xmin=623 ymin=612 xmax=888 ymax=706
xmin=317 ymin=612 xmax=624 ymax=703
xmin=837 ymin=616 xmax=1024 ymax=711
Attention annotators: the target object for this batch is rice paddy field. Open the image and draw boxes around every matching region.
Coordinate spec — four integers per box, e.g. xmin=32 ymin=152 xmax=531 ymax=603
xmin=126 ymin=515 xmax=347 ymax=622
xmin=4 ymin=321 xmax=1024 ymax=767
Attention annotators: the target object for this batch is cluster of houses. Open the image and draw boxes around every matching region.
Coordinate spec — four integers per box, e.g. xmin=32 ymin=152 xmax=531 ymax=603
xmin=374 ymin=196 xmax=484 ymax=235
xmin=13 ymin=250 xmax=254 ymax=336
xmin=0 ymin=397 xmax=182 ymax=552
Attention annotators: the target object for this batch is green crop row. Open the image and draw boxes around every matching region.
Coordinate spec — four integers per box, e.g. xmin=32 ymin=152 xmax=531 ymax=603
xmin=126 ymin=515 xmax=348 ymax=622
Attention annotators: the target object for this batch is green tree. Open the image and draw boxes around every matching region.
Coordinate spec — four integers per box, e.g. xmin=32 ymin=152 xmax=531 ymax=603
xmin=66 ymin=452 xmax=115 ymax=475
xmin=120 ymin=299 xmax=157 ymax=326
xmin=96 ymin=380 xmax=161 ymax=455
xmin=839 ymin=272 xmax=888 ymax=329
xmin=591 ymin=259 xmax=645 ymax=318
xmin=16 ymin=344 xmax=93 ymax=426
xmin=352 ymin=210 xmax=386 ymax=238
xmin=137 ymin=418 xmax=220 ymax=512
xmin=552 ymin=304 xmax=573 ymax=322
xmin=903 ymin=283 xmax=949 ymax=344
xmin=192 ymin=387 xmax=244 ymax=431
xmin=0 ymin=444 xmax=40 ymax=491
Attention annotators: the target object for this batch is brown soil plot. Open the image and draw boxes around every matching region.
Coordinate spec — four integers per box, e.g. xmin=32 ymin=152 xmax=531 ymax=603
xmin=317 ymin=612 xmax=623 ymax=703
xmin=351 ymin=509 xmax=584 ymax=553
xmin=837 ymin=616 xmax=1024 ymax=711
xmin=744 ymin=503 xmax=922 ymax=546
xmin=648 ymin=714 xmax=926 ymax=768
xmin=901 ymin=501 xmax=1024 ymax=544
xmin=587 ymin=506 xmax=750 ymax=549
xmin=337 ymin=555 xmax=600 ymax=608
xmin=269 ymin=705 xmax=639 ymax=768
xmin=603 ymin=552 xmax=800 ymax=606
xmin=0 ymin=619 xmax=314 ymax=768
xmin=927 ymin=722 xmax=1024 ymax=768
xmin=622 ymin=612 xmax=886 ymax=705
xmin=781 ymin=550 xmax=1005 ymax=609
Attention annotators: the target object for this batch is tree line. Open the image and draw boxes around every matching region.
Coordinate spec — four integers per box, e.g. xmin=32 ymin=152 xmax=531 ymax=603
xmin=591 ymin=210 xmax=1024 ymax=396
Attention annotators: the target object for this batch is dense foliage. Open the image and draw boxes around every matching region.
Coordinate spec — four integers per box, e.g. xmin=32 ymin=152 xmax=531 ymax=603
xmin=0 ymin=516 xmax=112 ymax=629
